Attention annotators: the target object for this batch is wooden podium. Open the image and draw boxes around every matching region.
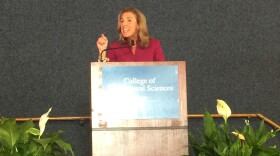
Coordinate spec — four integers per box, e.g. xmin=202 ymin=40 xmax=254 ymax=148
xmin=91 ymin=61 xmax=188 ymax=156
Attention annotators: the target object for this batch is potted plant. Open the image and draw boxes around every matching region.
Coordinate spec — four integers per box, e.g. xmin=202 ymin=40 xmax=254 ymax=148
xmin=189 ymin=99 xmax=280 ymax=156
xmin=0 ymin=108 xmax=74 ymax=156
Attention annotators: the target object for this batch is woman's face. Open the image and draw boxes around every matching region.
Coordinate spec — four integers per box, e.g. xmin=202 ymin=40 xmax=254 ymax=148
xmin=120 ymin=12 xmax=138 ymax=40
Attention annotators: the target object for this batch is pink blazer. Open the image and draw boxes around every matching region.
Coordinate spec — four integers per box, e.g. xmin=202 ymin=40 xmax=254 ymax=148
xmin=107 ymin=38 xmax=165 ymax=62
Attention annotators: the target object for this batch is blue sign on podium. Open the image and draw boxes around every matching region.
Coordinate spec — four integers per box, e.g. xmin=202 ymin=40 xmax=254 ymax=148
xmin=102 ymin=65 xmax=179 ymax=119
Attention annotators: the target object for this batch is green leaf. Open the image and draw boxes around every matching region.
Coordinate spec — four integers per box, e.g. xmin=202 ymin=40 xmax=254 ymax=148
xmin=203 ymin=111 xmax=217 ymax=139
xmin=219 ymin=123 xmax=232 ymax=145
xmin=55 ymin=137 xmax=75 ymax=156
xmin=0 ymin=118 xmax=19 ymax=150
xmin=256 ymin=120 xmax=266 ymax=140
xmin=27 ymin=128 xmax=40 ymax=136
xmin=18 ymin=120 xmax=36 ymax=144
xmin=214 ymin=146 xmax=226 ymax=156
xmin=0 ymin=117 xmax=9 ymax=125
xmin=244 ymin=124 xmax=256 ymax=146
xmin=257 ymin=131 xmax=275 ymax=145
xmin=228 ymin=140 xmax=240 ymax=155
xmin=254 ymin=121 xmax=277 ymax=146
xmin=16 ymin=139 xmax=39 ymax=155
xmin=241 ymin=145 xmax=253 ymax=156
xmin=19 ymin=120 xmax=35 ymax=133
xmin=33 ymin=138 xmax=53 ymax=151
xmin=43 ymin=130 xmax=64 ymax=139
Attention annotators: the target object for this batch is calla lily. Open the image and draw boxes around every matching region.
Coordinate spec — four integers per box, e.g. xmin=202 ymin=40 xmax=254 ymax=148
xmin=216 ymin=99 xmax=231 ymax=123
xmin=39 ymin=107 xmax=52 ymax=139
xmin=231 ymin=131 xmax=245 ymax=141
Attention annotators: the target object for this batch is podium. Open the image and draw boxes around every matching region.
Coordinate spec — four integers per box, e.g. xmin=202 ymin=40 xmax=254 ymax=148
xmin=91 ymin=61 xmax=188 ymax=156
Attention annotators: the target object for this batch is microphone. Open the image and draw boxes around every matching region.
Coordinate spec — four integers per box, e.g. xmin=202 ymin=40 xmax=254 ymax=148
xmin=100 ymin=40 xmax=135 ymax=61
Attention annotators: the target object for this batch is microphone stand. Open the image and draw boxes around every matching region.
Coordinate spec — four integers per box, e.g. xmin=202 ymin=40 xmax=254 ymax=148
xmin=100 ymin=40 xmax=135 ymax=62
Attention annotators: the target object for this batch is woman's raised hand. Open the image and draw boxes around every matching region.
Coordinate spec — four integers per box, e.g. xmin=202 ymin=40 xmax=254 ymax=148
xmin=96 ymin=34 xmax=108 ymax=54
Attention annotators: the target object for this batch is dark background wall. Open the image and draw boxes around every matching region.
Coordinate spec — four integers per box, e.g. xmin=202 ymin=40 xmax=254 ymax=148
xmin=1 ymin=0 xmax=279 ymax=155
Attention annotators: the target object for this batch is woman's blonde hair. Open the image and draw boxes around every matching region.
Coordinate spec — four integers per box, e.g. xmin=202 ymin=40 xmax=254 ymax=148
xmin=117 ymin=8 xmax=149 ymax=48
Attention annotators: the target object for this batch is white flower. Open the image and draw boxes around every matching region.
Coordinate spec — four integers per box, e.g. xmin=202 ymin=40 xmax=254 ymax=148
xmin=245 ymin=119 xmax=250 ymax=125
xmin=39 ymin=108 xmax=52 ymax=139
xmin=231 ymin=131 xmax=245 ymax=141
xmin=216 ymin=99 xmax=231 ymax=123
